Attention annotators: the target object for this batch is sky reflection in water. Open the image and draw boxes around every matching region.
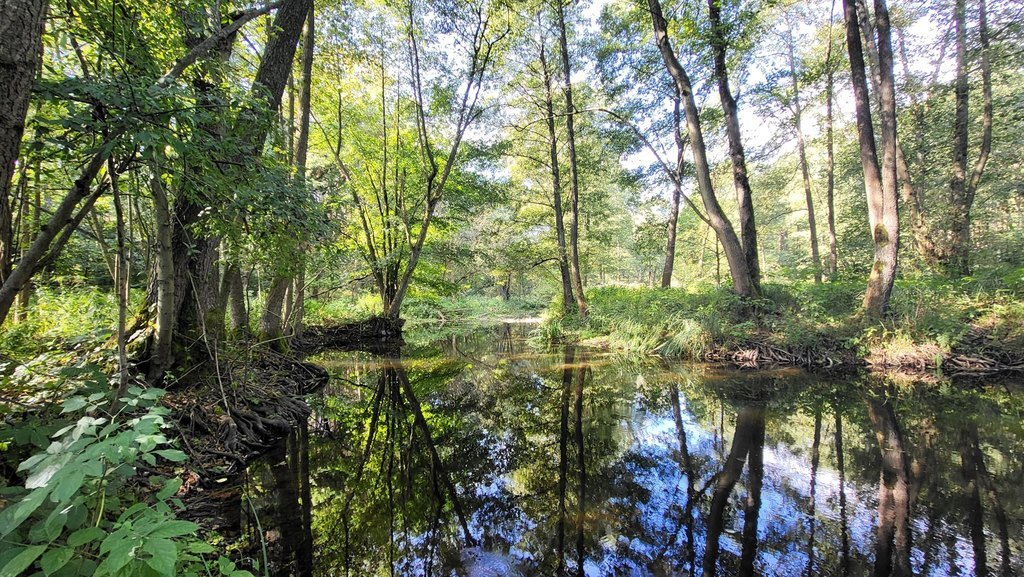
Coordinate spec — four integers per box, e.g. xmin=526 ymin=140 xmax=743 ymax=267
xmin=241 ymin=324 xmax=1023 ymax=577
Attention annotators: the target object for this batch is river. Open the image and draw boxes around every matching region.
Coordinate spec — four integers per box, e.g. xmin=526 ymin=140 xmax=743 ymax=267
xmin=237 ymin=322 xmax=1023 ymax=576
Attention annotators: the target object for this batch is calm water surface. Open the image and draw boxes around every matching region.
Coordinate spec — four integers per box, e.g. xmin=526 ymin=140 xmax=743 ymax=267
xmin=240 ymin=324 xmax=1023 ymax=576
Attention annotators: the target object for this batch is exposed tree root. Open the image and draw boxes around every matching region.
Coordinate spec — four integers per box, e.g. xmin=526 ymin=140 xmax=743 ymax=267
xmin=295 ymin=315 xmax=404 ymax=353
xmin=703 ymin=340 xmax=858 ymax=371
xmin=706 ymin=336 xmax=1023 ymax=377
xmin=162 ymin=350 xmax=328 ymax=492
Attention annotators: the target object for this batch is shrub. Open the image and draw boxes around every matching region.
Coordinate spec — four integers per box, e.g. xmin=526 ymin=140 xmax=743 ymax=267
xmin=0 ymin=373 xmax=252 ymax=577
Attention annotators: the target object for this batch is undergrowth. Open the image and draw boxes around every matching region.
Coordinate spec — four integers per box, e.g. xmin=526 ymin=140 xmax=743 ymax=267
xmin=541 ymin=272 xmax=1024 ymax=361
xmin=0 ymin=366 xmax=254 ymax=577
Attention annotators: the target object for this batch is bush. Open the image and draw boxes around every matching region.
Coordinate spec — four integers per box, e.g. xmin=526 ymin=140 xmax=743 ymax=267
xmin=0 ymin=372 xmax=252 ymax=577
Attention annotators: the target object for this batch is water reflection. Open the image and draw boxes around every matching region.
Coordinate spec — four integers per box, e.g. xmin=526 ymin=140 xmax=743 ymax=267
xmin=241 ymin=324 xmax=1024 ymax=576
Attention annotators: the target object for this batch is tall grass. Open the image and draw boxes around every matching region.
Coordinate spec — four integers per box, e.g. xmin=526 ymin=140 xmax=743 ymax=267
xmin=541 ymin=271 xmax=1024 ymax=360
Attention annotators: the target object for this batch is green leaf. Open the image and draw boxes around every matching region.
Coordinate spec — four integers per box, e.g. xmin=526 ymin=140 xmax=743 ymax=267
xmin=52 ymin=468 xmax=86 ymax=503
xmin=144 ymin=520 xmax=198 ymax=539
xmin=186 ymin=542 xmax=215 ymax=554
xmin=95 ymin=532 xmax=137 ymax=575
xmin=41 ymin=547 xmax=74 ymax=576
xmin=61 ymin=396 xmax=88 ymax=413
xmin=156 ymin=478 xmax=182 ymax=500
xmin=217 ymin=556 xmax=235 ymax=574
xmin=26 ymin=453 xmax=73 ymax=489
xmin=142 ymin=538 xmax=176 ymax=576
xmin=0 ymin=545 xmax=47 ymax=577
xmin=154 ymin=449 xmax=186 ymax=462
xmin=0 ymin=488 xmax=51 ymax=540
xmin=68 ymin=526 xmax=106 ymax=547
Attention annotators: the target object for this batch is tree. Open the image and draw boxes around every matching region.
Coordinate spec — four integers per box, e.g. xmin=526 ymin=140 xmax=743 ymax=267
xmin=0 ymin=1 xmax=280 ymax=328
xmin=646 ymin=0 xmax=758 ymax=298
xmin=539 ymin=27 xmax=577 ymax=313
xmin=260 ymin=1 xmax=316 ymax=349
xmin=843 ymin=0 xmax=899 ymax=316
xmin=554 ymin=0 xmax=589 ymax=318
xmin=785 ymin=30 xmax=822 ymax=283
xmin=706 ymin=0 xmax=761 ymax=290
xmin=327 ymin=0 xmax=508 ymax=322
xmin=946 ymin=0 xmax=992 ymax=275
xmin=0 ymin=0 xmax=47 ymax=287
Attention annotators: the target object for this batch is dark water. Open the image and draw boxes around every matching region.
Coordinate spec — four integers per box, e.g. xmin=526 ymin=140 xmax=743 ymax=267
xmin=240 ymin=323 xmax=1024 ymax=576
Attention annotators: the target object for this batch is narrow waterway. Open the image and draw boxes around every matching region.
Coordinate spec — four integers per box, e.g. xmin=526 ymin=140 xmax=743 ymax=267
xmin=239 ymin=323 xmax=1023 ymax=576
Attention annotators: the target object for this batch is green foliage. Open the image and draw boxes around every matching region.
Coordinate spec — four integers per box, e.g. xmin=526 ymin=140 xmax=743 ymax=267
xmin=0 ymin=287 xmax=145 ymax=360
xmin=0 ymin=380 xmax=251 ymax=577
xmin=541 ymin=278 xmax=1024 ymax=360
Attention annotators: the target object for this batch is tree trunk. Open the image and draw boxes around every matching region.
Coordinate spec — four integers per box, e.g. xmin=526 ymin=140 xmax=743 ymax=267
xmin=540 ymin=37 xmax=575 ymax=315
xmin=260 ymin=1 xmax=314 ymax=343
xmin=706 ymin=0 xmax=760 ymax=289
xmin=949 ymin=0 xmax=970 ymax=276
xmin=843 ymin=0 xmax=898 ymax=317
xmin=13 ymin=166 xmax=39 ymax=318
xmin=0 ymin=0 xmax=47 ymax=287
xmin=289 ymin=4 xmax=314 ymax=341
xmin=825 ymin=36 xmax=839 ymax=280
xmin=646 ymin=0 xmax=757 ymax=298
xmin=788 ymin=37 xmax=821 ymax=283
xmin=946 ymin=0 xmax=992 ymax=276
xmin=260 ymin=274 xmax=290 ymax=351
xmin=661 ymin=92 xmax=684 ymax=288
xmin=226 ymin=264 xmax=249 ymax=338
xmin=555 ymin=0 xmax=588 ymax=318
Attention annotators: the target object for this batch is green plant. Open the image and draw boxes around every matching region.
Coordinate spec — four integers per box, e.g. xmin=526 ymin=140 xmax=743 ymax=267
xmin=0 ymin=380 xmax=252 ymax=577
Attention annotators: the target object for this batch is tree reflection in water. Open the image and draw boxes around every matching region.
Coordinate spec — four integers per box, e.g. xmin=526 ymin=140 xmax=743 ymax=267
xmin=238 ymin=324 xmax=1024 ymax=576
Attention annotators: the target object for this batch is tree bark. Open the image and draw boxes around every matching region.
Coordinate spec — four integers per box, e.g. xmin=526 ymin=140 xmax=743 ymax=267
xmin=858 ymin=0 xmax=936 ymax=268
xmin=555 ymin=0 xmax=588 ymax=318
xmin=0 ymin=0 xmax=47 ymax=287
xmin=646 ymin=0 xmax=757 ymax=298
xmin=843 ymin=0 xmax=898 ymax=317
xmin=260 ymin=274 xmax=290 ymax=351
xmin=13 ymin=166 xmax=38 ymax=318
xmin=225 ymin=264 xmax=249 ymax=337
xmin=290 ymin=3 xmax=314 ymax=340
xmin=706 ymin=0 xmax=760 ymax=289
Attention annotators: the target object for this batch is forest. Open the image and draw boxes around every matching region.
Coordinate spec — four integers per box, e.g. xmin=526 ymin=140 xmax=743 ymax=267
xmin=1 ymin=0 xmax=1023 ymax=574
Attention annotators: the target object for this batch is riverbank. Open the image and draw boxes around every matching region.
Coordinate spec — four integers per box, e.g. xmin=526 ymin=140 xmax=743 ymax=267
xmin=543 ymin=279 xmax=1024 ymax=376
